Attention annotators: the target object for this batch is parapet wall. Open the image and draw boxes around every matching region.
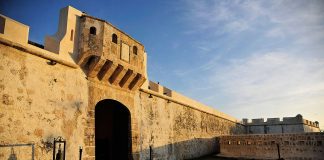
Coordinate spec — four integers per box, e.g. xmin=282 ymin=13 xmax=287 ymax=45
xmin=243 ymin=115 xmax=320 ymax=128
xmin=145 ymin=80 xmax=240 ymax=123
xmin=0 ymin=14 xmax=29 ymax=45
xmin=219 ymin=133 xmax=324 ymax=160
xmin=243 ymin=115 xmax=320 ymax=134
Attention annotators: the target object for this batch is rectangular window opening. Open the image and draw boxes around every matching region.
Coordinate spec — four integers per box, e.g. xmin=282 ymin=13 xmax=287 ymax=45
xmin=70 ymin=29 xmax=74 ymax=41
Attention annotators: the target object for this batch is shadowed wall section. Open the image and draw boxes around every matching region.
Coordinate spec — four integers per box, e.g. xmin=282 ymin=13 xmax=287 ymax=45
xmin=219 ymin=133 xmax=324 ymax=160
xmin=132 ymin=92 xmax=245 ymax=160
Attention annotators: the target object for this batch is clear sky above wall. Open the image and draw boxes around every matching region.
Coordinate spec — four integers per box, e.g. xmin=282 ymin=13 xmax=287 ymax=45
xmin=1 ymin=0 xmax=324 ymax=129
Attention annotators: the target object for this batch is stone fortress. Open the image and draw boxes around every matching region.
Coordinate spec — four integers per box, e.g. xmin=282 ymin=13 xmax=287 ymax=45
xmin=0 ymin=6 xmax=323 ymax=160
xmin=243 ymin=114 xmax=320 ymax=134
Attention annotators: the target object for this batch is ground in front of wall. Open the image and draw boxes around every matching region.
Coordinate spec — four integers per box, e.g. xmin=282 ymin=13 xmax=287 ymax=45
xmin=190 ymin=154 xmax=270 ymax=160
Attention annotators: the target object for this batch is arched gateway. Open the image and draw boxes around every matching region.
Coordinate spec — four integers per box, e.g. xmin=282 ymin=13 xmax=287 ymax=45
xmin=95 ymin=99 xmax=131 ymax=160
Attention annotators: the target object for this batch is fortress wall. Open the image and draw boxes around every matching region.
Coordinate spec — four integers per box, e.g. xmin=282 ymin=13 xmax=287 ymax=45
xmin=244 ymin=115 xmax=320 ymax=134
xmin=0 ymin=39 xmax=244 ymax=160
xmin=81 ymin=79 xmax=245 ymax=160
xmin=134 ymin=91 xmax=245 ymax=160
xmin=248 ymin=124 xmax=306 ymax=134
xmin=81 ymin=78 xmax=245 ymax=160
xmin=145 ymin=81 xmax=240 ymax=123
xmin=0 ymin=42 xmax=89 ymax=160
xmin=304 ymin=125 xmax=321 ymax=133
xmin=219 ymin=133 xmax=324 ymax=160
xmin=244 ymin=116 xmax=319 ymax=127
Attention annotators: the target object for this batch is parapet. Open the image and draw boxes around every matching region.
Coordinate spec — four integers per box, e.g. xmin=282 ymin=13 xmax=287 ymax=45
xmin=147 ymin=81 xmax=172 ymax=97
xmin=0 ymin=14 xmax=29 ymax=45
xmin=267 ymin=118 xmax=280 ymax=123
xmin=304 ymin=120 xmax=320 ymax=128
xmin=283 ymin=116 xmax=301 ymax=123
xmin=251 ymin=118 xmax=265 ymax=124
xmin=141 ymin=80 xmax=241 ymax=123
xmin=0 ymin=13 xmax=77 ymax=68
xmin=243 ymin=114 xmax=320 ymax=128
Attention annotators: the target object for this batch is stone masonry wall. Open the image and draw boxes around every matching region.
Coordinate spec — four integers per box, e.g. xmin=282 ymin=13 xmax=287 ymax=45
xmin=134 ymin=92 xmax=245 ymax=160
xmin=0 ymin=41 xmax=245 ymax=159
xmin=0 ymin=43 xmax=89 ymax=159
xmin=81 ymin=79 xmax=245 ymax=160
xmin=219 ymin=133 xmax=324 ymax=160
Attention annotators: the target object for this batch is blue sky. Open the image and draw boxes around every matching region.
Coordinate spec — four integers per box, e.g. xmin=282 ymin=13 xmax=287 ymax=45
xmin=1 ymin=0 xmax=324 ymax=129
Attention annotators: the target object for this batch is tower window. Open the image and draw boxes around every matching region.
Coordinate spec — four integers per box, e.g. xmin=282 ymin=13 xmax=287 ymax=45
xmin=133 ymin=46 xmax=138 ymax=55
xmin=70 ymin=29 xmax=74 ymax=41
xmin=112 ymin=34 xmax=118 ymax=44
xmin=90 ymin=27 xmax=96 ymax=35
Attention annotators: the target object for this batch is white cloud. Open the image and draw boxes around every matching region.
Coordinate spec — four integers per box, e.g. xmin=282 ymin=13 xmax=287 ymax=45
xmin=182 ymin=0 xmax=263 ymax=34
xmin=176 ymin=0 xmax=324 ymax=128
xmin=183 ymin=0 xmax=324 ymax=42
xmin=211 ymin=52 xmax=324 ymax=105
xmin=207 ymin=52 xmax=324 ymax=128
xmin=225 ymin=20 xmax=249 ymax=33
xmin=265 ymin=28 xmax=284 ymax=38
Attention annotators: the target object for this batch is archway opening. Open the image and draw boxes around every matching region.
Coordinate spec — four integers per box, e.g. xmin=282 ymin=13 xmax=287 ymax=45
xmin=95 ymin=99 xmax=131 ymax=160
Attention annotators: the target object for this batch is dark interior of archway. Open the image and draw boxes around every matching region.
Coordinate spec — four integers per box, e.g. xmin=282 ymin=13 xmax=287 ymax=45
xmin=95 ymin=100 xmax=131 ymax=160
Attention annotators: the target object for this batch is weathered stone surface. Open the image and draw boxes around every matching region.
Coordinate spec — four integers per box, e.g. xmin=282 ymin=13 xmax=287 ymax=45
xmin=219 ymin=133 xmax=324 ymax=160
xmin=0 ymin=43 xmax=88 ymax=159
xmin=2 ymin=94 xmax=14 ymax=105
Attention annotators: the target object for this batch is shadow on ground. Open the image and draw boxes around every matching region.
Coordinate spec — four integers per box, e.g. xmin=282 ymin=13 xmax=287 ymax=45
xmin=190 ymin=154 xmax=260 ymax=160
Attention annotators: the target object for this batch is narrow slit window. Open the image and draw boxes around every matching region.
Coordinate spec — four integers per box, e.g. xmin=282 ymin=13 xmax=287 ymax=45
xmin=90 ymin=26 xmax=96 ymax=35
xmin=112 ymin=33 xmax=118 ymax=44
xmin=70 ymin=29 xmax=74 ymax=41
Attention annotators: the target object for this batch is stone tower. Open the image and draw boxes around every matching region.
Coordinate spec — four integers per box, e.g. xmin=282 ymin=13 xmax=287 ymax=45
xmin=45 ymin=6 xmax=147 ymax=90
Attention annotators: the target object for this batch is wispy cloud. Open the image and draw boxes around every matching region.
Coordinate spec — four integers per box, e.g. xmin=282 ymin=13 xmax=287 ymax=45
xmin=182 ymin=0 xmax=324 ymax=42
xmin=211 ymin=52 xmax=324 ymax=105
xmin=193 ymin=51 xmax=324 ymax=128
xmin=175 ymin=0 xmax=324 ymax=128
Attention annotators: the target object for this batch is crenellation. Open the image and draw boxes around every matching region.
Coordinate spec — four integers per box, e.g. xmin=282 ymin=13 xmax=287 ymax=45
xmin=244 ymin=115 xmax=320 ymax=134
xmin=148 ymin=80 xmax=159 ymax=92
xmin=245 ymin=115 xmax=318 ymax=126
xmin=267 ymin=118 xmax=280 ymax=123
xmin=0 ymin=14 xmax=29 ymax=45
xmin=251 ymin=118 xmax=265 ymax=124
xmin=163 ymin=86 xmax=172 ymax=97
xmin=147 ymin=80 xmax=174 ymax=98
